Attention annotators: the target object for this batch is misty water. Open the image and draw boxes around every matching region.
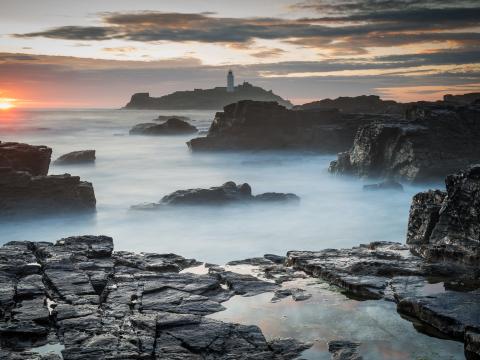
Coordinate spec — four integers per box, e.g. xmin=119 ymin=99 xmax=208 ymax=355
xmin=1 ymin=109 xmax=462 ymax=359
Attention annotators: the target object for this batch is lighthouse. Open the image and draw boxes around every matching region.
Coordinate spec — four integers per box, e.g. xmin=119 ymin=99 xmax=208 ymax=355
xmin=227 ymin=70 xmax=235 ymax=93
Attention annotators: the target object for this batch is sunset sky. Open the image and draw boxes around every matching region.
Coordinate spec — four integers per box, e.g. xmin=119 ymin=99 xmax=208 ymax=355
xmin=0 ymin=0 xmax=479 ymax=108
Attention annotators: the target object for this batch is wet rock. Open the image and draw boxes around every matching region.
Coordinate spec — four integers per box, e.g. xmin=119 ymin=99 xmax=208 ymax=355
xmin=268 ymin=338 xmax=313 ymax=359
xmin=329 ymin=102 xmax=480 ymax=182
xmin=363 ymin=180 xmax=403 ymax=191
xmin=264 ymin=254 xmax=286 ymax=264
xmin=129 ymin=118 xmax=197 ymax=135
xmin=54 ymin=150 xmax=95 ymax=165
xmin=271 ymin=288 xmax=311 ymax=302
xmin=0 ymin=169 xmax=96 ymax=216
xmin=407 ymin=165 xmax=480 ymax=265
xmin=131 ymin=181 xmax=299 ymax=209
xmin=0 ymin=236 xmax=306 ymax=359
xmin=187 ymin=100 xmax=394 ymax=152
xmin=0 ymin=141 xmax=51 ymax=176
xmin=328 ymin=340 xmax=362 ymax=360
xmin=210 ymin=268 xmax=279 ymax=296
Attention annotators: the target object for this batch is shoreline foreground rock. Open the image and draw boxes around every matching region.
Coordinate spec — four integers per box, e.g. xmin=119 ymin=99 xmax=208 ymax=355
xmin=0 ymin=235 xmax=311 ymax=360
xmin=131 ymin=181 xmax=300 ymax=210
xmin=0 ymin=141 xmax=96 ymax=216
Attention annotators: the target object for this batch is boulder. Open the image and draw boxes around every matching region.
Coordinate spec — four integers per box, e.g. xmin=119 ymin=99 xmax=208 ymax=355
xmin=129 ymin=118 xmax=197 ymax=135
xmin=0 ymin=168 xmax=96 ymax=216
xmin=329 ymin=102 xmax=480 ymax=182
xmin=154 ymin=115 xmax=190 ymax=122
xmin=187 ymin=100 xmax=394 ymax=152
xmin=0 ymin=141 xmax=51 ymax=176
xmin=328 ymin=340 xmax=362 ymax=360
xmin=54 ymin=150 xmax=95 ymax=165
xmin=407 ymin=165 xmax=480 ymax=266
xmin=130 ymin=181 xmax=299 ymax=209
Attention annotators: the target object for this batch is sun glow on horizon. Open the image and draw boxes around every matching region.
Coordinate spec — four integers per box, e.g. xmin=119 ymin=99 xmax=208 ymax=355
xmin=0 ymin=98 xmax=16 ymax=110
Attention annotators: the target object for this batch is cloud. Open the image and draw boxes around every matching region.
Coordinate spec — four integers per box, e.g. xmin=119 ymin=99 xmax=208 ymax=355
xmin=13 ymin=7 xmax=480 ymax=57
xmin=250 ymin=48 xmax=286 ymax=58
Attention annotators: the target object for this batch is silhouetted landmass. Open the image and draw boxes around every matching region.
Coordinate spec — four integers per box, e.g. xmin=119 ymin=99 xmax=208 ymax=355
xmin=294 ymin=95 xmax=405 ymax=114
xmin=124 ymin=82 xmax=292 ymax=110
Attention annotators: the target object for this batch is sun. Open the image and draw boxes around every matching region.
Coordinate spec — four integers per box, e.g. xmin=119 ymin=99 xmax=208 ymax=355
xmin=0 ymin=99 xmax=15 ymax=110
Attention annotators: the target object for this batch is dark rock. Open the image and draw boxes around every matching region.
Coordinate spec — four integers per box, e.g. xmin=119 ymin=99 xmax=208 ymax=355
xmin=294 ymin=94 xmax=404 ymax=115
xmin=363 ymin=180 xmax=403 ymax=191
xmin=0 ymin=236 xmax=308 ymax=359
xmin=407 ymin=166 xmax=480 ymax=265
xmin=444 ymin=92 xmax=480 ymax=105
xmin=187 ymin=100 xmax=396 ymax=152
xmin=0 ymin=141 xmax=51 ymax=176
xmin=264 ymin=254 xmax=286 ymax=264
xmin=0 ymin=169 xmax=96 ymax=216
xmin=329 ymin=102 xmax=480 ymax=182
xmin=131 ymin=181 xmax=299 ymax=209
xmin=54 ymin=150 xmax=95 ymax=165
xmin=154 ymin=115 xmax=190 ymax=122
xmin=129 ymin=118 xmax=198 ymax=135
xmin=328 ymin=340 xmax=362 ymax=360
xmin=271 ymin=288 xmax=311 ymax=302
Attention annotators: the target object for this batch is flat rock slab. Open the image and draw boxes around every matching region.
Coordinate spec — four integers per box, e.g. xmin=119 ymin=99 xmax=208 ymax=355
xmin=0 ymin=236 xmax=310 ymax=359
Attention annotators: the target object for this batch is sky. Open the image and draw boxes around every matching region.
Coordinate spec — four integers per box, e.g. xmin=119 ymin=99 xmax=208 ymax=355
xmin=0 ymin=0 xmax=479 ymax=108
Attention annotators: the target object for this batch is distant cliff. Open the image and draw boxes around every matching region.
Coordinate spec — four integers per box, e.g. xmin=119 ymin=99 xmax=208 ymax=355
xmin=293 ymin=95 xmax=405 ymax=114
xmin=124 ymin=82 xmax=292 ymax=110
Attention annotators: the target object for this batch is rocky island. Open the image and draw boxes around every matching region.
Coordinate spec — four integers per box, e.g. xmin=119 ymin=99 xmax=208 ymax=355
xmin=124 ymin=77 xmax=292 ymax=110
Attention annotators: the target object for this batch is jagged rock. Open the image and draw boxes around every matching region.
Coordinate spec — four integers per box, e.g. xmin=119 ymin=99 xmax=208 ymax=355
xmin=328 ymin=340 xmax=362 ymax=360
xmin=294 ymin=95 xmax=404 ymax=115
xmin=187 ymin=100 xmax=394 ymax=152
xmin=271 ymin=288 xmax=311 ymax=302
xmin=329 ymin=102 xmax=480 ymax=182
xmin=0 ymin=168 xmax=96 ymax=216
xmin=54 ymin=150 xmax=95 ymax=165
xmin=407 ymin=165 xmax=480 ymax=265
xmin=130 ymin=181 xmax=299 ymax=209
xmin=363 ymin=180 xmax=403 ymax=191
xmin=0 ymin=141 xmax=51 ymax=176
xmin=129 ymin=118 xmax=198 ymax=135
xmin=0 ymin=236 xmax=310 ymax=359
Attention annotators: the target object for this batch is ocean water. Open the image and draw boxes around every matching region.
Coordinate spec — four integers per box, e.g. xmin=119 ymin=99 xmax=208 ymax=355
xmin=0 ymin=109 xmax=463 ymax=359
xmin=0 ymin=108 xmax=440 ymax=263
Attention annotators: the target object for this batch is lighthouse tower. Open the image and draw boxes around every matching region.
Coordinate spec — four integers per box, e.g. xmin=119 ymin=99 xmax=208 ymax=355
xmin=227 ymin=70 xmax=235 ymax=93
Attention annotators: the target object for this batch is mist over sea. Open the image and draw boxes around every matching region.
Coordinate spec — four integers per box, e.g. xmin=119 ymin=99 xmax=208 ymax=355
xmin=0 ymin=109 xmax=439 ymax=263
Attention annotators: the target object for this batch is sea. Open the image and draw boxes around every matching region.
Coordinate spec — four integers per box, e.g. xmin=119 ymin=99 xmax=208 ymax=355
xmin=0 ymin=108 xmax=464 ymax=359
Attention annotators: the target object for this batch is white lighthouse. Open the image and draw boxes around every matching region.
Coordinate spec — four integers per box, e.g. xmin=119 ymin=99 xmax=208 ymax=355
xmin=227 ymin=70 xmax=235 ymax=93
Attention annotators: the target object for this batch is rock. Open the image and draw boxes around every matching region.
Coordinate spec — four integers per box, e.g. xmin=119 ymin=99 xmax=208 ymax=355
xmin=329 ymin=102 xmax=480 ymax=182
xmin=264 ymin=254 xmax=286 ymax=264
xmin=187 ymin=100 xmax=395 ymax=152
xmin=0 ymin=141 xmax=51 ymax=176
xmin=154 ymin=115 xmax=190 ymax=122
xmin=0 ymin=236 xmax=309 ymax=359
xmin=129 ymin=118 xmax=198 ymax=135
xmin=407 ymin=165 xmax=480 ymax=266
xmin=0 ymin=168 xmax=96 ymax=216
xmin=444 ymin=92 xmax=480 ymax=105
xmin=328 ymin=340 xmax=362 ymax=360
xmin=363 ymin=180 xmax=403 ymax=191
xmin=271 ymin=288 xmax=311 ymax=302
xmin=294 ymin=95 xmax=404 ymax=115
xmin=54 ymin=150 xmax=95 ymax=165
xmin=130 ymin=181 xmax=299 ymax=209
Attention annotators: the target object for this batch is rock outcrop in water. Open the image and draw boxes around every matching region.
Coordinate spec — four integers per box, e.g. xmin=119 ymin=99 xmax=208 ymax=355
xmin=294 ymin=95 xmax=405 ymax=115
xmin=0 ymin=141 xmax=51 ymax=176
xmin=124 ymin=82 xmax=292 ymax=110
xmin=187 ymin=100 xmax=395 ymax=152
xmin=131 ymin=181 xmax=299 ymax=210
xmin=407 ymin=165 xmax=480 ymax=266
xmin=130 ymin=118 xmax=198 ymax=135
xmin=0 ymin=141 xmax=96 ymax=216
xmin=0 ymin=168 xmax=96 ymax=216
xmin=54 ymin=150 xmax=95 ymax=165
xmin=329 ymin=101 xmax=480 ymax=182
xmin=0 ymin=236 xmax=310 ymax=359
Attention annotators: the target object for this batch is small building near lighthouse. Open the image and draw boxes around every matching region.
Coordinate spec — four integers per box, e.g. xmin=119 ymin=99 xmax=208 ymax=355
xmin=227 ymin=70 xmax=235 ymax=93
